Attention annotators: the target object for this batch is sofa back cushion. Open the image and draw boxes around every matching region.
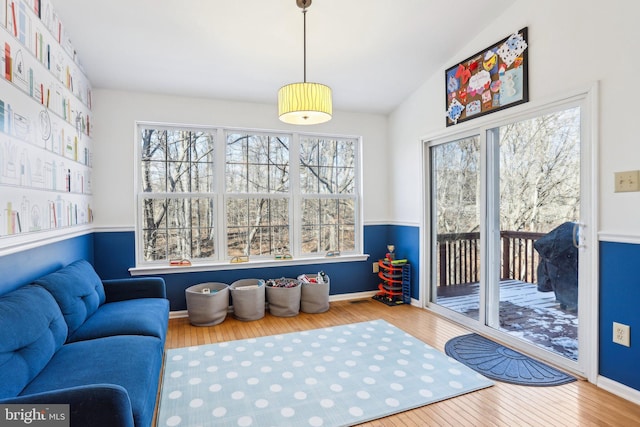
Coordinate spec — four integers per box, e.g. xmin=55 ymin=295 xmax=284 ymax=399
xmin=34 ymin=260 xmax=106 ymax=336
xmin=0 ymin=285 xmax=68 ymax=398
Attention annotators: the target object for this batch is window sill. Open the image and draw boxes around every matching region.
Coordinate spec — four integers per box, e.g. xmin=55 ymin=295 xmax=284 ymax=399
xmin=129 ymin=254 xmax=370 ymax=276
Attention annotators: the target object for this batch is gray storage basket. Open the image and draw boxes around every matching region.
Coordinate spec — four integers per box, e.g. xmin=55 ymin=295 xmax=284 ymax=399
xmin=266 ymin=278 xmax=301 ymax=317
xmin=185 ymin=282 xmax=230 ymax=326
xmin=299 ymin=274 xmax=330 ymax=313
xmin=229 ymin=279 xmax=265 ymax=321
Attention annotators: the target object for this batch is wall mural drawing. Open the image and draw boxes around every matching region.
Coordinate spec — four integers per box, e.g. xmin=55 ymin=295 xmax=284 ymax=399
xmin=0 ymin=0 xmax=93 ymax=239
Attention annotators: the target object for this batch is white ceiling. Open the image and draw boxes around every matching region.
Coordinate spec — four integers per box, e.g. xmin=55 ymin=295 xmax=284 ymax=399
xmin=53 ymin=0 xmax=513 ymax=115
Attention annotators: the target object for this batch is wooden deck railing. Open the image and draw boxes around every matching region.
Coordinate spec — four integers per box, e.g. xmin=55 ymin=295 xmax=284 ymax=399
xmin=436 ymin=230 xmax=545 ymax=287
xmin=437 ymin=232 xmax=480 ymax=287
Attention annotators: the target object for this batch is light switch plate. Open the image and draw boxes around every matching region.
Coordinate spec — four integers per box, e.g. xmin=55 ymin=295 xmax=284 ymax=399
xmin=614 ymin=170 xmax=640 ymax=192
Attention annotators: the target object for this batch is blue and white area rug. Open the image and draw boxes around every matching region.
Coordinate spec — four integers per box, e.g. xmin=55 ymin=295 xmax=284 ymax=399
xmin=157 ymin=320 xmax=493 ymax=427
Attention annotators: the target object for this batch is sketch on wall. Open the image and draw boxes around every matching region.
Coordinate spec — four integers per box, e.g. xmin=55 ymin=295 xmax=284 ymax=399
xmin=0 ymin=0 xmax=93 ymax=239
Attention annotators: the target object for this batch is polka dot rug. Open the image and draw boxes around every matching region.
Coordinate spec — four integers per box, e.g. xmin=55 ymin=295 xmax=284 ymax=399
xmin=157 ymin=319 xmax=493 ymax=427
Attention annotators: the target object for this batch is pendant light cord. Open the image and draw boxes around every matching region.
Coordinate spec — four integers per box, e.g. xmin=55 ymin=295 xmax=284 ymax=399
xmin=302 ymin=5 xmax=307 ymax=83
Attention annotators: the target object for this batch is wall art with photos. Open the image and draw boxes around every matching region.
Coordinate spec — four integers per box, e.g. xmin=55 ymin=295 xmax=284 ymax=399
xmin=445 ymin=27 xmax=528 ymax=126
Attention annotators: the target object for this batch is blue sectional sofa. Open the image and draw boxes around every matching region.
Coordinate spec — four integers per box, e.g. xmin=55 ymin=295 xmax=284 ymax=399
xmin=0 ymin=260 xmax=169 ymax=427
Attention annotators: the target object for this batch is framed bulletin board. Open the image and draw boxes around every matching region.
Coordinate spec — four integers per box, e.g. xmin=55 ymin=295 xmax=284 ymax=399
xmin=445 ymin=27 xmax=528 ymax=126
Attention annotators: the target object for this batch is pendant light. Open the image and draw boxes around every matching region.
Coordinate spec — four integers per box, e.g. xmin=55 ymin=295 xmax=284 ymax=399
xmin=278 ymin=0 xmax=332 ymax=125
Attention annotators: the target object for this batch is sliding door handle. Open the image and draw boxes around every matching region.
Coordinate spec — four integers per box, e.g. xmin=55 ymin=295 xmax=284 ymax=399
xmin=573 ymin=222 xmax=586 ymax=249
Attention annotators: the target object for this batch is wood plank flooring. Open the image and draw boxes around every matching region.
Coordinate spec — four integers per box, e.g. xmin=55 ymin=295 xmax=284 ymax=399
xmin=162 ymin=299 xmax=640 ymax=426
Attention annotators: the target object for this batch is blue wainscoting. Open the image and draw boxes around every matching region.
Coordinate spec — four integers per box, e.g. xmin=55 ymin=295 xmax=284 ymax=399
xmin=93 ymin=225 xmax=413 ymax=311
xmin=0 ymin=233 xmax=94 ymax=296
xmin=0 ymin=225 xmax=422 ymax=310
xmin=599 ymin=241 xmax=640 ymax=391
xmin=93 ymin=230 xmax=136 ymax=279
xmin=387 ymin=224 xmax=420 ymax=300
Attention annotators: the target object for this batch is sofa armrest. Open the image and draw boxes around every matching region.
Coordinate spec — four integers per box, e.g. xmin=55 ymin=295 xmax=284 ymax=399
xmin=0 ymin=384 xmax=135 ymax=427
xmin=102 ymin=277 xmax=167 ymax=302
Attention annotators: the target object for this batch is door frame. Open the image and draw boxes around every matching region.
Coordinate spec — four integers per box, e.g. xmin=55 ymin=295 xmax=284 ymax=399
xmin=420 ymin=83 xmax=599 ymax=381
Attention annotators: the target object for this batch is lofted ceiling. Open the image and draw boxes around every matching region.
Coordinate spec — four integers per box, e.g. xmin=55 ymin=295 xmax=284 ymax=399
xmin=53 ymin=0 xmax=513 ymax=115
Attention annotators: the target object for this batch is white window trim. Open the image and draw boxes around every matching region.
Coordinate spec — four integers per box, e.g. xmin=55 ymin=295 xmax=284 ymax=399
xmin=129 ymin=253 xmax=369 ymax=276
xmin=133 ymin=122 xmax=365 ymax=268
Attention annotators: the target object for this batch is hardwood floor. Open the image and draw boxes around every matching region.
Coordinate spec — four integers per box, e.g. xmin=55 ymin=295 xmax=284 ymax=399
xmin=163 ymin=299 xmax=640 ymax=426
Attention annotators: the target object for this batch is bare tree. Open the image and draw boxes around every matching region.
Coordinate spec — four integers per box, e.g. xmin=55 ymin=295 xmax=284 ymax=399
xmin=434 ymin=108 xmax=580 ymax=235
xmin=499 ymin=108 xmax=580 ymax=232
xmin=141 ymin=128 xmax=357 ymax=261
xmin=299 ymin=138 xmax=356 ymax=253
xmin=433 ymin=136 xmax=481 ymax=235
xmin=226 ymin=134 xmax=290 ymax=257
xmin=140 ymin=128 xmax=214 ymax=261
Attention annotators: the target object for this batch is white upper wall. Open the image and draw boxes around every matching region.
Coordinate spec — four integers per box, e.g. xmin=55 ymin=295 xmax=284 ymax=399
xmin=93 ymin=0 xmax=640 ymax=235
xmin=92 ymin=90 xmax=389 ymax=227
xmin=389 ymin=0 xmax=640 ymax=236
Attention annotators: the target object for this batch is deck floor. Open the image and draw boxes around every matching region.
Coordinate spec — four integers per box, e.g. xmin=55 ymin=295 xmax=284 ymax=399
xmin=436 ymin=279 xmax=578 ymax=360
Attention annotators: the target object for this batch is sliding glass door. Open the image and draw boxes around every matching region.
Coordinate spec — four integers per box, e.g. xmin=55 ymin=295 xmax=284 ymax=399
xmin=431 ymin=135 xmax=482 ymax=321
xmin=488 ymin=107 xmax=581 ymax=361
xmin=428 ymin=99 xmax=591 ymax=370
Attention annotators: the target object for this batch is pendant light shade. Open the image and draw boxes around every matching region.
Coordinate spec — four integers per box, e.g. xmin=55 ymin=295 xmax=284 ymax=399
xmin=278 ymin=0 xmax=332 ymax=125
xmin=278 ymin=82 xmax=332 ymax=125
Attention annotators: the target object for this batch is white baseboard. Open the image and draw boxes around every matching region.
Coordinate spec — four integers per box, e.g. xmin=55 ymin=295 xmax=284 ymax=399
xmin=169 ymin=310 xmax=189 ymax=319
xmin=597 ymin=376 xmax=640 ymax=405
xmin=328 ymin=290 xmax=378 ymax=302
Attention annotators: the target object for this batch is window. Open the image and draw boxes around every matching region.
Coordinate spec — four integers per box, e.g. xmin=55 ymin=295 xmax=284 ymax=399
xmin=300 ymin=137 xmax=357 ymax=255
xmin=139 ymin=126 xmax=215 ymax=262
xmin=136 ymin=123 xmax=361 ymax=265
xmin=225 ymin=132 xmax=291 ymax=257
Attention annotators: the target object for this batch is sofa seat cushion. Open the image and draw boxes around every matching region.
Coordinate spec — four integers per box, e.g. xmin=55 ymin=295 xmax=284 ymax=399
xmin=21 ymin=335 xmax=163 ymax=427
xmin=34 ymin=260 xmax=106 ymax=335
xmin=0 ymin=285 xmax=68 ymax=399
xmin=68 ymin=298 xmax=169 ymax=344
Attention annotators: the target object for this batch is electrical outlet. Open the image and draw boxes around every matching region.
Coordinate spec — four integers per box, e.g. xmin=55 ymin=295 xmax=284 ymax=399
xmin=372 ymin=262 xmax=379 ymax=273
xmin=614 ymin=170 xmax=640 ymax=192
xmin=613 ymin=322 xmax=630 ymax=347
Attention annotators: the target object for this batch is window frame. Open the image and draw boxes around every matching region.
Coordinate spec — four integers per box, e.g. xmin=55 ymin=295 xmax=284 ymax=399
xmin=222 ymin=129 xmax=293 ymax=260
xmin=135 ymin=123 xmax=218 ymax=264
xmin=133 ymin=122 xmax=365 ymax=272
xmin=297 ymin=135 xmax=360 ymax=257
